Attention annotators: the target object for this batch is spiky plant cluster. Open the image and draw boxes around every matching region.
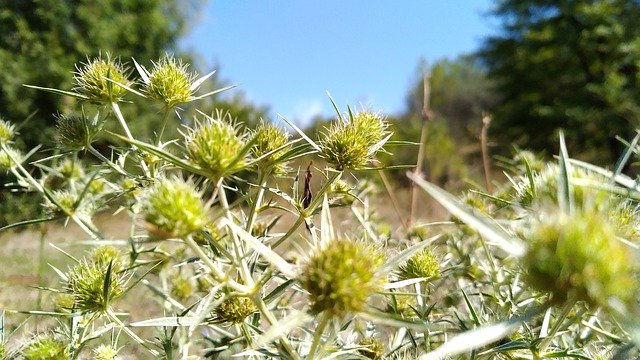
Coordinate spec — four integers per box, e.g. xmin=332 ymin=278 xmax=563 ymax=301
xmin=398 ymin=248 xmax=440 ymax=280
xmin=55 ymin=113 xmax=103 ymax=150
xmin=300 ymin=239 xmax=384 ymax=316
xmin=318 ymin=111 xmax=389 ymax=170
xmin=22 ymin=335 xmax=69 ymax=360
xmin=143 ymin=178 xmax=209 ymax=238
xmin=92 ymin=344 xmax=119 ymax=360
xmin=186 ymin=113 xmax=247 ymax=178
xmin=358 ymin=337 xmax=384 ymax=360
xmin=523 ymin=210 xmax=637 ymax=309
xmin=74 ymin=55 xmax=130 ymax=103
xmin=145 ymin=55 xmax=196 ymax=108
xmin=0 ymin=118 xmax=15 ymax=144
xmin=211 ymin=296 xmax=257 ymax=324
xmin=65 ymin=256 xmax=126 ymax=313
xmin=251 ymin=120 xmax=290 ymax=172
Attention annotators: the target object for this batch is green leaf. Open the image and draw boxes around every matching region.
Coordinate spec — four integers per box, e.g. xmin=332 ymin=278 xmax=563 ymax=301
xmin=557 ymin=131 xmax=573 ymax=214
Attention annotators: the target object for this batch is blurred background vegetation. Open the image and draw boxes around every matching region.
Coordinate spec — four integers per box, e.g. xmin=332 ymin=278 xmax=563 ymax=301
xmin=2 ymin=0 xmax=640 ymax=226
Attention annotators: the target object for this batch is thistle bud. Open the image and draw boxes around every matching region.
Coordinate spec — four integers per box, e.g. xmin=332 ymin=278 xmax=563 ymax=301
xmin=186 ymin=113 xmax=247 ymax=178
xmin=55 ymin=113 xmax=103 ymax=150
xmin=318 ymin=111 xmax=389 ymax=170
xmin=398 ymin=248 xmax=440 ymax=281
xmin=300 ymin=239 xmax=384 ymax=316
xmin=0 ymin=118 xmax=15 ymax=144
xmin=523 ymin=211 xmax=637 ymax=309
xmin=22 ymin=335 xmax=69 ymax=360
xmin=211 ymin=296 xmax=257 ymax=324
xmin=0 ymin=146 xmax=21 ymax=171
xmin=145 ymin=55 xmax=195 ymax=108
xmin=251 ymin=120 xmax=290 ymax=172
xmin=170 ymin=275 xmax=195 ymax=301
xmin=358 ymin=337 xmax=384 ymax=360
xmin=74 ymin=55 xmax=130 ymax=103
xmin=66 ymin=257 xmax=126 ymax=313
xmin=92 ymin=344 xmax=119 ymax=360
xmin=143 ymin=178 xmax=209 ymax=238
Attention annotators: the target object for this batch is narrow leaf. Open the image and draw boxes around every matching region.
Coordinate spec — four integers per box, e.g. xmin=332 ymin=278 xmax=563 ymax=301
xmin=557 ymin=131 xmax=574 ymax=214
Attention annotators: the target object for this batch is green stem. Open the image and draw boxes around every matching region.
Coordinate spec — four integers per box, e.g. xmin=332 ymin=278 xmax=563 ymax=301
xmin=110 ymin=102 xmax=150 ymax=177
xmin=308 ymin=312 xmax=332 ymax=360
xmin=219 ymin=185 xmax=254 ymax=288
xmin=253 ymin=296 xmax=301 ymax=360
xmin=87 ymin=145 xmax=129 ymax=176
xmin=183 ymin=235 xmax=251 ymax=294
xmin=245 ymin=169 xmax=269 ymax=233
xmin=539 ymin=302 xmax=574 ymax=353
xmin=157 ymin=107 xmax=172 ymax=146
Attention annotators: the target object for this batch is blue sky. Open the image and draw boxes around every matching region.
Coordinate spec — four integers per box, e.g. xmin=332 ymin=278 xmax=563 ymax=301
xmin=181 ymin=1 xmax=497 ymax=125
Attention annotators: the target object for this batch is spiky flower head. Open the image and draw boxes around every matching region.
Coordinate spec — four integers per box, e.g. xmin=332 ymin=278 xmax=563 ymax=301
xmin=143 ymin=178 xmax=209 ymax=238
xmin=0 ymin=146 xmax=21 ymax=171
xmin=523 ymin=211 xmax=638 ymax=309
xmin=43 ymin=190 xmax=80 ymax=216
xmin=55 ymin=113 xmax=103 ymax=150
xmin=358 ymin=338 xmax=384 ymax=360
xmin=300 ymin=239 xmax=385 ymax=316
xmin=186 ymin=112 xmax=247 ymax=178
xmin=145 ymin=55 xmax=196 ymax=108
xmin=251 ymin=120 xmax=290 ymax=172
xmin=66 ymin=257 xmax=126 ymax=313
xmin=92 ymin=344 xmax=119 ymax=360
xmin=22 ymin=335 xmax=69 ymax=360
xmin=91 ymin=246 xmax=124 ymax=272
xmin=0 ymin=118 xmax=15 ymax=144
xmin=318 ymin=110 xmax=389 ymax=170
xmin=170 ymin=275 xmax=195 ymax=301
xmin=74 ymin=54 xmax=130 ymax=103
xmin=398 ymin=248 xmax=440 ymax=280
xmin=211 ymin=296 xmax=257 ymax=324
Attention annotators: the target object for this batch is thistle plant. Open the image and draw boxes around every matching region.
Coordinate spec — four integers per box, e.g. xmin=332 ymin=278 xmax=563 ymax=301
xmin=5 ymin=53 xmax=640 ymax=359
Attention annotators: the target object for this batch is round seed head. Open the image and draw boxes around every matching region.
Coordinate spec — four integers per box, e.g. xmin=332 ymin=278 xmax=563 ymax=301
xmin=524 ymin=211 xmax=638 ymax=309
xmin=170 ymin=275 xmax=195 ymax=301
xmin=22 ymin=335 xmax=69 ymax=360
xmin=55 ymin=113 xmax=103 ymax=150
xmin=92 ymin=344 xmax=119 ymax=360
xmin=143 ymin=178 xmax=209 ymax=238
xmin=211 ymin=296 xmax=257 ymax=324
xmin=0 ymin=118 xmax=16 ymax=144
xmin=358 ymin=337 xmax=384 ymax=360
xmin=66 ymin=258 xmax=125 ymax=313
xmin=398 ymin=248 xmax=440 ymax=280
xmin=74 ymin=55 xmax=130 ymax=103
xmin=91 ymin=245 xmax=123 ymax=272
xmin=186 ymin=113 xmax=247 ymax=178
xmin=43 ymin=190 xmax=79 ymax=216
xmin=300 ymin=239 xmax=384 ymax=316
xmin=146 ymin=55 xmax=196 ymax=108
xmin=251 ymin=120 xmax=290 ymax=172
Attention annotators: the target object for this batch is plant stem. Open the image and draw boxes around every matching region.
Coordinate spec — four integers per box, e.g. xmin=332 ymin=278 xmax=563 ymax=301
xmin=157 ymin=106 xmax=172 ymax=146
xmin=183 ymin=235 xmax=251 ymax=294
xmin=219 ymin=185 xmax=254 ymax=288
xmin=539 ymin=302 xmax=574 ymax=353
xmin=110 ymin=102 xmax=134 ymax=140
xmin=87 ymin=145 xmax=129 ymax=176
xmin=253 ymin=296 xmax=301 ymax=360
xmin=245 ymin=169 xmax=269 ymax=233
xmin=308 ymin=312 xmax=331 ymax=360
xmin=106 ymin=309 xmax=159 ymax=356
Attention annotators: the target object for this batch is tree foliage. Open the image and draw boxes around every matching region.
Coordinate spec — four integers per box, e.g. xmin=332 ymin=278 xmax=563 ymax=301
xmin=481 ymin=0 xmax=640 ymax=162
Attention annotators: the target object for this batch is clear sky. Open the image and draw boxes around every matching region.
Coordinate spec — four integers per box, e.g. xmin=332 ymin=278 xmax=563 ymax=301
xmin=181 ymin=1 xmax=497 ymax=125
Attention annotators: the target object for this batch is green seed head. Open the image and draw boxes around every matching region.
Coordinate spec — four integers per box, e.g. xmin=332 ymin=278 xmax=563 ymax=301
xmin=186 ymin=113 xmax=247 ymax=178
xmin=143 ymin=178 xmax=209 ymax=238
xmin=43 ymin=190 xmax=80 ymax=216
xmin=55 ymin=113 xmax=103 ymax=150
xmin=58 ymin=158 xmax=85 ymax=180
xmin=319 ymin=111 xmax=389 ymax=170
xmin=0 ymin=146 xmax=21 ymax=171
xmin=66 ymin=258 xmax=125 ymax=313
xmin=251 ymin=120 xmax=290 ymax=172
xmin=145 ymin=55 xmax=195 ymax=108
xmin=300 ymin=239 xmax=384 ymax=316
xmin=170 ymin=275 xmax=195 ymax=301
xmin=92 ymin=344 xmax=119 ymax=360
xmin=0 ymin=342 xmax=6 ymax=358
xmin=74 ymin=55 xmax=130 ymax=103
xmin=22 ymin=335 xmax=69 ymax=360
xmin=524 ymin=211 xmax=638 ymax=309
xmin=358 ymin=337 xmax=384 ymax=360
xmin=398 ymin=248 xmax=440 ymax=281
xmin=211 ymin=296 xmax=257 ymax=324
xmin=91 ymin=246 xmax=123 ymax=272
xmin=54 ymin=293 xmax=76 ymax=312
xmin=0 ymin=118 xmax=15 ymax=144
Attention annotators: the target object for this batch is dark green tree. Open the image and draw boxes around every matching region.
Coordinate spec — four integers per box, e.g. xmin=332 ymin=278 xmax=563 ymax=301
xmin=480 ymin=0 xmax=640 ymax=162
